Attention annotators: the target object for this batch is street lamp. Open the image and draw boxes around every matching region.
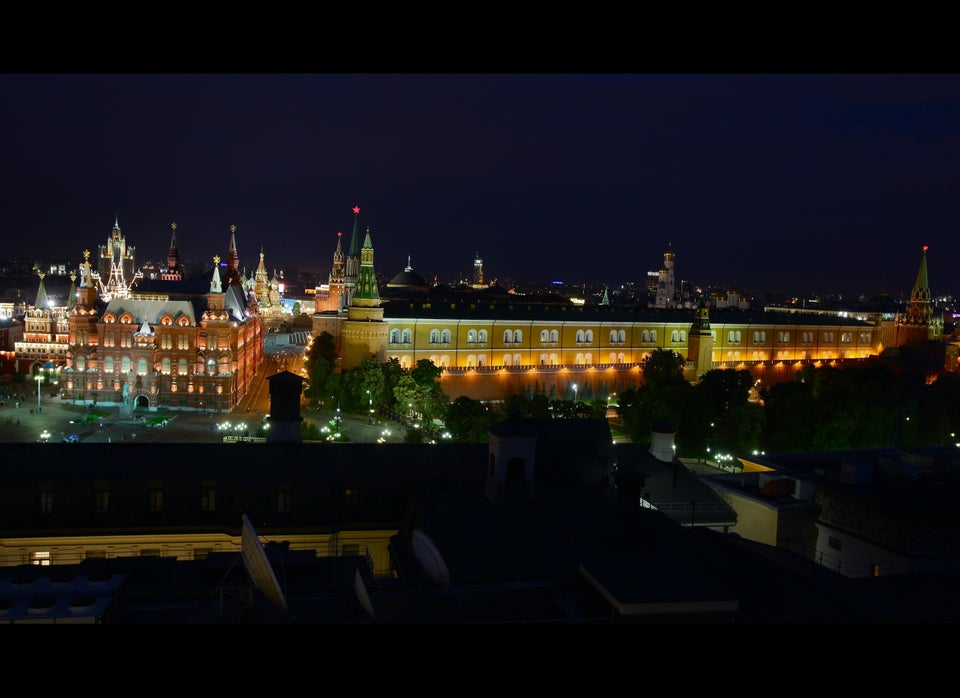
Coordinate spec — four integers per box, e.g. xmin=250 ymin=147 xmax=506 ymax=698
xmin=35 ymin=374 xmax=42 ymax=411
xmin=572 ymin=383 xmax=578 ymax=403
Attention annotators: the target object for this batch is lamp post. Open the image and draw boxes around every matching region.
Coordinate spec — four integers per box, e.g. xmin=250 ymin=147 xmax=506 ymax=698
xmin=572 ymin=383 xmax=578 ymax=403
xmin=35 ymin=374 xmax=42 ymax=411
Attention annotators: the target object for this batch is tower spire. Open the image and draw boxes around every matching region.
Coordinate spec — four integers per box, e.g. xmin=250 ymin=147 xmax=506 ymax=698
xmin=895 ymin=244 xmax=942 ymax=345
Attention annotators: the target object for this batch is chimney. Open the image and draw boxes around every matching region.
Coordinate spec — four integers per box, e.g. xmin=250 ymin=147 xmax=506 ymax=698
xmin=649 ymin=420 xmax=677 ymax=463
xmin=266 ymin=370 xmax=304 ymax=443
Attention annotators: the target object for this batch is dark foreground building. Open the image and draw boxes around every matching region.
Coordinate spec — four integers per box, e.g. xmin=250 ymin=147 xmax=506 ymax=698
xmin=4 ymin=412 xmax=960 ymax=624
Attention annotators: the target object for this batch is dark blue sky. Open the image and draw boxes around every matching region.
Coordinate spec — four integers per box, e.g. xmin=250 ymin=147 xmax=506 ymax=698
xmin=3 ymin=73 xmax=958 ymax=298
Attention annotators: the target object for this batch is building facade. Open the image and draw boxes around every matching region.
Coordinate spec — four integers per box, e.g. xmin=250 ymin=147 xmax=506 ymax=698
xmin=58 ymin=246 xmax=264 ymax=412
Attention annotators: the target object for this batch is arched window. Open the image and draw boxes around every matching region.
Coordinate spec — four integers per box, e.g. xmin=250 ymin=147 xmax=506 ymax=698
xmin=76 ymin=356 xmax=86 ymax=371
xmin=138 ymin=358 xmax=149 ymax=376
xmin=429 ymin=329 xmax=439 ymax=344
xmin=401 ymin=329 xmax=412 ymax=344
xmin=610 ymin=330 xmax=618 ymax=343
xmin=477 ymin=354 xmax=487 ymax=366
xmin=540 ymin=329 xmax=549 ymax=343
xmin=162 ymin=358 xmax=171 ymax=375
xmin=584 ymin=330 xmax=593 ymax=343
xmin=550 ymin=329 xmax=558 ymax=342
xmin=504 ymin=329 xmax=512 ymax=344
xmin=478 ymin=329 xmax=488 ymax=343
xmin=549 ymin=353 xmax=559 ymax=365
xmin=121 ymin=357 xmax=131 ymax=373
xmin=439 ymin=355 xmax=450 ymax=367
xmin=467 ymin=329 xmax=477 ymax=344
xmin=609 ymin=352 xmax=617 ymax=363
xmin=467 ymin=354 xmax=477 ymax=367
xmin=513 ymin=353 xmax=521 ymax=366
xmin=576 ymin=353 xmax=584 ymax=364
xmin=389 ymin=329 xmax=400 ymax=344
xmin=104 ymin=357 xmax=113 ymax=373
xmin=440 ymin=329 xmax=451 ymax=343
xmin=179 ymin=359 xmax=189 ymax=375
xmin=617 ymin=352 xmax=626 ymax=363
xmin=576 ymin=330 xmax=585 ymax=343
xmin=540 ymin=353 xmax=548 ymax=365
xmin=584 ymin=353 xmax=592 ymax=364
xmin=672 ymin=330 xmax=681 ymax=343
xmin=503 ymin=354 xmax=512 ymax=366
xmin=642 ymin=330 xmax=650 ymax=343
xmin=513 ymin=329 xmax=522 ymax=343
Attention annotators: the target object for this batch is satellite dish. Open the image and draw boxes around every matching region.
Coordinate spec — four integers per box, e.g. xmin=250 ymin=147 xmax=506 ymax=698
xmin=241 ymin=514 xmax=288 ymax=612
xmin=354 ymin=568 xmax=376 ymax=619
xmin=412 ymin=529 xmax=451 ymax=586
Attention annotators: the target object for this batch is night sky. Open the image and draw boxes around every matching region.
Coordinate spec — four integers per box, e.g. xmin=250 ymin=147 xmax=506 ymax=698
xmin=3 ymin=73 xmax=959 ymax=299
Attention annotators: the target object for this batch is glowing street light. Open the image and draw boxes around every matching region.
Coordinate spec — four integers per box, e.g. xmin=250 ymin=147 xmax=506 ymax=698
xmin=572 ymin=383 xmax=578 ymax=403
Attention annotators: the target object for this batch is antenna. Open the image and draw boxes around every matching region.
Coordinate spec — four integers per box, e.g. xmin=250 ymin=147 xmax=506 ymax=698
xmin=354 ymin=568 xmax=376 ymax=619
xmin=240 ymin=514 xmax=288 ymax=612
xmin=412 ymin=529 xmax=451 ymax=586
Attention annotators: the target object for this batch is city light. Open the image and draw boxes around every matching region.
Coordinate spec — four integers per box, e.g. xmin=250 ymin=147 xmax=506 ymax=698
xmin=35 ymin=374 xmax=42 ymax=410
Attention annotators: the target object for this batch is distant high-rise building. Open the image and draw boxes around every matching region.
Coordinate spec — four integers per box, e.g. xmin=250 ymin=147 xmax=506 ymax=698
xmin=93 ymin=217 xmax=142 ymax=302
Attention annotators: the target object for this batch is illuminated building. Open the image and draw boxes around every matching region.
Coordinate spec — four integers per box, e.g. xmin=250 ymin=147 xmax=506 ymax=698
xmin=311 ymin=208 xmax=904 ymax=402
xmin=59 ymin=239 xmax=264 ymax=411
xmin=13 ymin=269 xmax=71 ymax=379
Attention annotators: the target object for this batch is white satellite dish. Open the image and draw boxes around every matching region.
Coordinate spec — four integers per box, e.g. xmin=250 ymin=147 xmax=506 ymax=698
xmin=241 ymin=514 xmax=288 ymax=612
xmin=354 ymin=568 xmax=376 ymax=619
xmin=412 ymin=529 xmax=451 ymax=586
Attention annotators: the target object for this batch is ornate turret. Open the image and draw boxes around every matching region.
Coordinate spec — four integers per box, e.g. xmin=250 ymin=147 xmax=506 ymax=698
xmin=340 ymin=225 xmax=387 ymax=371
xmin=895 ymin=245 xmax=943 ymax=346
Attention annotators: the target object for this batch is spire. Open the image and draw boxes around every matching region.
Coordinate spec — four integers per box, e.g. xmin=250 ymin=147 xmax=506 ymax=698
xmin=210 ymin=255 xmax=223 ymax=293
xmin=914 ymin=245 xmax=930 ymax=294
xmin=66 ymin=272 xmax=77 ymax=311
xmin=347 ymin=205 xmax=362 ymax=257
xmin=600 ymin=287 xmax=610 ymax=305
xmin=34 ymin=270 xmax=48 ymax=309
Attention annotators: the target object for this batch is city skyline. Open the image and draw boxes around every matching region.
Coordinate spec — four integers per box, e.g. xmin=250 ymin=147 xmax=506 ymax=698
xmin=3 ymin=73 xmax=959 ymax=298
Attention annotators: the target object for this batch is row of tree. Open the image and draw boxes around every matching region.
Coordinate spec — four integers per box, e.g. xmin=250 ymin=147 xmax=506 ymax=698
xmin=304 ymin=334 xmax=960 ymax=455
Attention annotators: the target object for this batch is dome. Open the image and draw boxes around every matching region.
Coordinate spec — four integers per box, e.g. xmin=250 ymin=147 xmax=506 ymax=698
xmin=387 ymin=257 xmax=429 ymax=291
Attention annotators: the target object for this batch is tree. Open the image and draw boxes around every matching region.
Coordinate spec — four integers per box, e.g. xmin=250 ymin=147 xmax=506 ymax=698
xmin=379 ymin=358 xmax=406 ymax=411
xmin=640 ymin=349 xmax=687 ymax=390
xmin=303 ymin=331 xmax=337 ymax=406
xmin=445 ymin=396 xmax=499 ymax=442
